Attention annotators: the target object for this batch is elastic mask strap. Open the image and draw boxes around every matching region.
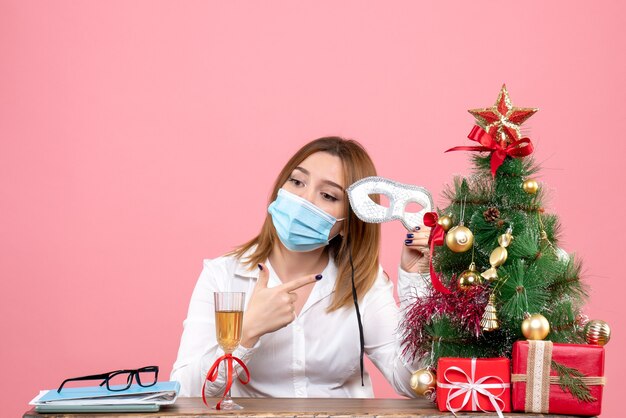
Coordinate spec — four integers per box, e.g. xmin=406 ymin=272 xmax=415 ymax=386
xmin=347 ymin=214 xmax=365 ymax=386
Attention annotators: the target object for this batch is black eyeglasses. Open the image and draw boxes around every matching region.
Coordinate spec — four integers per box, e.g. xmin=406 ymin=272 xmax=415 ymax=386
xmin=57 ymin=366 xmax=159 ymax=393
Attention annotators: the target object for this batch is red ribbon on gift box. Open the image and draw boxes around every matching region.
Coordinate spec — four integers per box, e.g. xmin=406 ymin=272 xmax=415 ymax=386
xmin=437 ymin=358 xmax=510 ymax=418
xmin=445 ymin=125 xmax=534 ymax=177
xmin=423 ymin=212 xmax=451 ymax=294
xmin=202 ymin=353 xmax=250 ymax=410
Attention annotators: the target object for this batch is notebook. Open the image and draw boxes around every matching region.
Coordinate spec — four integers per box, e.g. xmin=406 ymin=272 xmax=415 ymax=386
xmin=29 ymin=381 xmax=179 ymax=412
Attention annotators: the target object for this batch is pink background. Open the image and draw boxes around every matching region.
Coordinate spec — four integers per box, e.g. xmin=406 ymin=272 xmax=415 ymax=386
xmin=1 ymin=1 xmax=624 ymax=416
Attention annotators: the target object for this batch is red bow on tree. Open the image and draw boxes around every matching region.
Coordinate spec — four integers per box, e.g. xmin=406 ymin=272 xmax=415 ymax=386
xmin=423 ymin=212 xmax=451 ymax=294
xmin=446 ymin=126 xmax=534 ymax=177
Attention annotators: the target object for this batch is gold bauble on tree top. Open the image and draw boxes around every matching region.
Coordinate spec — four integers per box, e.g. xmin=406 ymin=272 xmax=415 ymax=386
xmin=457 ymin=262 xmax=482 ymax=291
xmin=409 ymin=368 xmax=436 ymax=397
xmin=445 ymin=223 xmax=474 ymax=253
xmin=584 ymin=319 xmax=611 ymax=346
xmin=437 ymin=215 xmax=454 ymax=232
xmin=521 ymin=313 xmax=550 ymax=340
xmin=522 ymin=178 xmax=539 ymax=194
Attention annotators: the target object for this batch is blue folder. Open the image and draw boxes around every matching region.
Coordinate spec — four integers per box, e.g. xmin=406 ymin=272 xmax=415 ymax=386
xmin=37 ymin=381 xmax=179 ymax=404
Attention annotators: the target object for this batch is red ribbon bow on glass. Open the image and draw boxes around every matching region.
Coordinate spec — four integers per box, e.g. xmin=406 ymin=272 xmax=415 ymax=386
xmin=202 ymin=353 xmax=250 ymax=410
xmin=445 ymin=125 xmax=534 ymax=177
xmin=423 ymin=212 xmax=451 ymax=294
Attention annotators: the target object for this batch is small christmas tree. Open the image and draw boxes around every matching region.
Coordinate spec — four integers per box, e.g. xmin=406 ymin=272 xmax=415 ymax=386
xmin=402 ymin=85 xmax=589 ymax=367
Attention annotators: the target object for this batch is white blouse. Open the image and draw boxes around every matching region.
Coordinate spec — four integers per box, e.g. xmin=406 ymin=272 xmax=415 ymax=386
xmin=170 ymin=249 xmax=430 ymax=398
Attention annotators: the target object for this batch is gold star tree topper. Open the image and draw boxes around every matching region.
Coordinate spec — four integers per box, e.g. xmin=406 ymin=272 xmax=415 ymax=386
xmin=468 ymin=84 xmax=538 ymax=145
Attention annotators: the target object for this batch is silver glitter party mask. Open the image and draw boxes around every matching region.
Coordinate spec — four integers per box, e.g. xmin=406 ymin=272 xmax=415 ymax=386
xmin=347 ymin=176 xmax=433 ymax=231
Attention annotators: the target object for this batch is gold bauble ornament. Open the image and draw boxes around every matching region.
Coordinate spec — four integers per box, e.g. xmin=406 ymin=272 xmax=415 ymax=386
xmin=522 ymin=179 xmax=539 ymax=194
xmin=584 ymin=319 xmax=611 ymax=346
xmin=457 ymin=262 xmax=482 ymax=291
xmin=445 ymin=224 xmax=474 ymax=253
xmin=409 ymin=368 xmax=436 ymax=397
xmin=437 ymin=215 xmax=453 ymax=232
xmin=521 ymin=313 xmax=550 ymax=340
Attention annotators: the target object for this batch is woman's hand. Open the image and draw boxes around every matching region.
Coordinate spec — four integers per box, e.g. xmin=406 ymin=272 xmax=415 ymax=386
xmin=400 ymin=226 xmax=431 ymax=274
xmin=240 ymin=263 xmax=320 ymax=348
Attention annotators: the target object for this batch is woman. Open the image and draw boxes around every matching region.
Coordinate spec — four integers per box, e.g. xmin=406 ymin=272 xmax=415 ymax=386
xmin=171 ymin=136 xmax=431 ymax=398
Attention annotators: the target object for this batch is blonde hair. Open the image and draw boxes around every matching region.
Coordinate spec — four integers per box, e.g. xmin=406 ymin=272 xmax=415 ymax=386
xmin=230 ymin=136 xmax=381 ymax=312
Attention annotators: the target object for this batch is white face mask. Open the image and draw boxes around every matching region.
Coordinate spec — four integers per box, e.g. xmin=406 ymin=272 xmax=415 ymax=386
xmin=347 ymin=176 xmax=433 ymax=230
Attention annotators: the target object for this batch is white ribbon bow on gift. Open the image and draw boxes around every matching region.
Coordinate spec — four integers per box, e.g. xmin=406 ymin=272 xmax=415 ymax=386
xmin=436 ymin=358 xmax=509 ymax=418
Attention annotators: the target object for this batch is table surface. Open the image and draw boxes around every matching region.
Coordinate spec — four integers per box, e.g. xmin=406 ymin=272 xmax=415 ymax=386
xmin=23 ymin=397 xmax=594 ymax=418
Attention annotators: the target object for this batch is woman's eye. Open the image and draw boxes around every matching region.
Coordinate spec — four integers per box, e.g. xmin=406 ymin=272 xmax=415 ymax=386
xmin=321 ymin=193 xmax=338 ymax=202
xmin=288 ymin=177 xmax=304 ymax=187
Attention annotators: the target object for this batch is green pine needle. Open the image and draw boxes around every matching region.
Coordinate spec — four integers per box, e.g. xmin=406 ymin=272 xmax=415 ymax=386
xmin=472 ymin=154 xmax=540 ymax=178
xmin=507 ymin=228 xmax=540 ymax=260
xmin=547 ymin=255 xmax=588 ymax=302
xmin=423 ymin=315 xmax=518 ymax=369
xmin=424 ymin=316 xmax=473 ymax=362
xmin=544 ymin=301 xmax=587 ymax=344
xmin=498 ymin=259 xmax=550 ymax=321
xmin=551 ymin=360 xmax=597 ymax=403
xmin=541 ymin=213 xmax=562 ymax=244
xmin=442 ymin=175 xmax=494 ymax=207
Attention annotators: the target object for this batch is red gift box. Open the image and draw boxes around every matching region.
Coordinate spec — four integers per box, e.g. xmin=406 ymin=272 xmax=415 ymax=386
xmin=437 ymin=357 xmax=511 ymax=418
xmin=512 ymin=340 xmax=605 ymax=416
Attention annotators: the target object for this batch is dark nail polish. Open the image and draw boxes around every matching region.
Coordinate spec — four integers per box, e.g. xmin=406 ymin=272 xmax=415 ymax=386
xmin=258 ymin=264 xmax=263 ymax=271
xmin=414 ymin=226 xmax=421 ymax=231
xmin=406 ymin=233 xmax=414 ymax=238
xmin=315 ymin=274 xmax=323 ymax=280
xmin=405 ymin=239 xmax=413 ymax=244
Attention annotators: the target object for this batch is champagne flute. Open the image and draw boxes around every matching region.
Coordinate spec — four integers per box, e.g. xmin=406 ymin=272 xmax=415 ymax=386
xmin=214 ymin=291 xmax=245 ymax=410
